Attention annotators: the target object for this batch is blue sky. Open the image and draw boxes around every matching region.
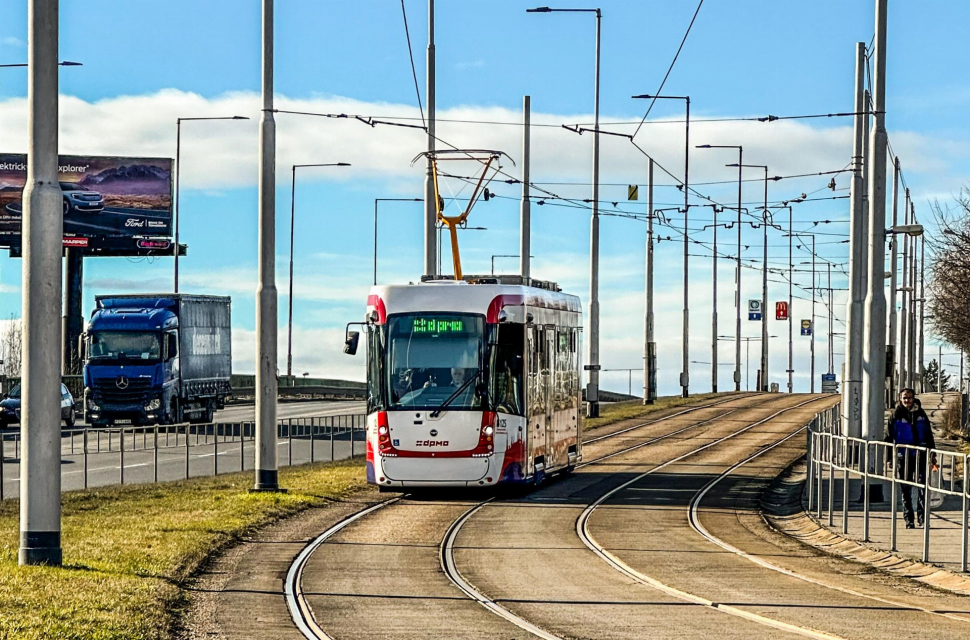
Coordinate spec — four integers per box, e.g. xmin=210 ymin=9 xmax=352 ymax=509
xmin=0 ymin=1 xmax=967 ymax=393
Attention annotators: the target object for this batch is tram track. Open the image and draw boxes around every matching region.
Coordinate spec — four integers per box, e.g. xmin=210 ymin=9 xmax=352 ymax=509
xmin=687 ymin=421 xmax=970 ymax=627
xmin=572 ymin=395 xmax=845 ymax=640
xmin=285 ymin=393 xmax=794 ymax=640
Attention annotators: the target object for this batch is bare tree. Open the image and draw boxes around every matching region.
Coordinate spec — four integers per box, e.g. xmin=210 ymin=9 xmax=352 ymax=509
xmin=0 ymin=316 xmax=23 ymax=378
xmin=928 ymin=191 xmax=970 ymax=351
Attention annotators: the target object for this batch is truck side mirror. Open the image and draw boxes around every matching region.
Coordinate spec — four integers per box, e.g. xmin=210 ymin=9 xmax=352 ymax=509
xmin=167 ymin=334 xmax=178 ymax=360
xmin=344 ymin=330 xmax=360 ymax=356
xmin=77 ymin=333 xmax=86 ymax=360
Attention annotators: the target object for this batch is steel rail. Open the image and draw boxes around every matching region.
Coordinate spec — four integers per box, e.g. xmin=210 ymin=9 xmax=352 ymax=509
xmin=689 ymin=422 xmax=970 ymax=627
xmin=583 ymin=392 xmax=756 ymax=444
xmin=576 ymin=396 xmax=845 ymax=640
xmin=285 ymin=498 xmax=401 ymax=639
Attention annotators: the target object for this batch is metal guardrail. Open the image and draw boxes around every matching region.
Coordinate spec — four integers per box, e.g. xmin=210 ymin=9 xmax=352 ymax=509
xmin=807 ymin=404 xmax=970 ymax=571
xmin=0 ymin=413 xmax=367 ymax=499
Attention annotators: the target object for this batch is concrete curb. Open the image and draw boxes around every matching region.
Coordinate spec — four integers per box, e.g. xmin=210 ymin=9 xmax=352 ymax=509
xmin=762 ymin=457 xmax=970 ymax=596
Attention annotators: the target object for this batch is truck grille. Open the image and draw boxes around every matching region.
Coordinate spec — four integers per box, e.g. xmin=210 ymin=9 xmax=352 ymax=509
xmin=93 ymin=377 xmax=152 ymax=405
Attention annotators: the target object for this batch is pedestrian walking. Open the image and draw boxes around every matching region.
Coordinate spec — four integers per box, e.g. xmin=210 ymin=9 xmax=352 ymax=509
xmin=885 ymin=388 xmax=937 ymax=528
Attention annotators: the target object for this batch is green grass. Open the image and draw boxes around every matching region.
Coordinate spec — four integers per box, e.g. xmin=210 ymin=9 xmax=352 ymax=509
xmin=0 ymin=459 xmax=368 ymax=640
xmin=584 ymin=391 xmax=744 ymax=431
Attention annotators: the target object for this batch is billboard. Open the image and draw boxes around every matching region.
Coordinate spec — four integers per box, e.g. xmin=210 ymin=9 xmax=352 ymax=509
xmin=0 ymin=154 xmax=173 ymax=251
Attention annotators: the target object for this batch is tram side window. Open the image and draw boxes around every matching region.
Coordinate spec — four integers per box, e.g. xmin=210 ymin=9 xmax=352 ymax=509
xmin=488 ymin=324 xmax=524 ymax=416
xmin=366 ymin=327 xmax=386 ymax=412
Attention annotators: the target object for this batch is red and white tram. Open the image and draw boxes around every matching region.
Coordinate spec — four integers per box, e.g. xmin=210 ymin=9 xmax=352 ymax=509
xmin=345 ymin=275 xmax=583 ymax=488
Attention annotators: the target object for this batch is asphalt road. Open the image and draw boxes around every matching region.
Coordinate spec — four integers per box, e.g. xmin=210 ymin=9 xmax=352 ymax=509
xmin=0 ymin=399 xmax=366 ymax=495
xmin=289 ymin=393 xmax=970 ymax=640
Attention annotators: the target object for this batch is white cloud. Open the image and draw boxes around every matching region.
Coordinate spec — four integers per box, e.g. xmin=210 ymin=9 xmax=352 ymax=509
xmin=0 ymin=89 xmax=961 ymax=203
xmin=0 ymin=37 xmax=24 ymax=48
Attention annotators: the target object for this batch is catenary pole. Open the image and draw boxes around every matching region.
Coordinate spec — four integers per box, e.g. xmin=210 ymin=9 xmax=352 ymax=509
xmin=761 ymin=167 xmax=768 ymax=391
xmin=900 ymin=189 xmax=910 ymax=389
xmin=588 ymin=9 xmax=602 ymax=415
xmin=843 ymin=41 xmax=868 ymax=437
xmin=254 ymin=0 xmax=279 ymax=491
xmin=888 ymin=158 xmax=900 ymax=400
xmin=735 ymin=150 xmax=742 ymax=391
xmin=423 ymin=0 xmax=436 ymax=276
xmin=712 ymin=206 xmax=718 ymax=392
xmin=20 ymin=0 xmax=62 ymax=566
xmin=645 ymin=158 xmax=657 ymax=404
xmin=788 ymin=207 xmax=793 ymax=394
xmin=861 ymin=0 xmax=889 ymax=442
xmin=682 ymin=97 xmax=690 ymax=398
xmin=808 ymin=233 xmax=818 ymax=393
xmin=520 ymin=95 xmax=531 ymax=280
xmin=919 ymin=229 xmax=925 ymax=390
xmin=828 ymin=262 xmax=835 ymax=374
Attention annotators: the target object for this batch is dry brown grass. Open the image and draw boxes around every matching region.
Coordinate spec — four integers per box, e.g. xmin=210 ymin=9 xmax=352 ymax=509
xmin=584 ymin=392 xmax=743 ymax=432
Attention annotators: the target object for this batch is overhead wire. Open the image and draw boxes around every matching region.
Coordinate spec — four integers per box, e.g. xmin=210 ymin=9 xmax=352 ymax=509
xmin=632 ymin=0 xmax=705 ymax=138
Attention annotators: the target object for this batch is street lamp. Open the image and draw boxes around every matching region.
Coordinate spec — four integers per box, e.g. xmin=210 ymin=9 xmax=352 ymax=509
xmin=635 ymin=93 xmax=690 ymax=396
xmin=174 ymin=115 xmax=249 ymax=292
xmin=889 ymin=224 xmax=924 ymax=237
xmin=729 ymin=163 xmax=779 ymax=391
xmin=285 ymin=162 xmax=351 ymax=377
xmin=374 ymin=197 xmax=421 ymax=285
xmin=698 ymin=144 xmax=743 ymax=391
xmin=528 ymin=5 xmax=603 ymax=416
xmin=698 ymin=204 xmax=722 ymax=392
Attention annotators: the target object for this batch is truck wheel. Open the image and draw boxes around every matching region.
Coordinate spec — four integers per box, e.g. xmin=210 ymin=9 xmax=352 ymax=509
xmin=171 ymin=399 xmax=183 ymax=424
xmin=204 ymin=402 xmax=215 ymax=424
xmin=64 ymin=411 xmax=76 ymax=429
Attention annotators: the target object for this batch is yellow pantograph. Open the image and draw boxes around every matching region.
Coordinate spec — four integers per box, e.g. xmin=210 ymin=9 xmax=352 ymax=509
xmin=414 ymin=149 xmax=510 ymax=280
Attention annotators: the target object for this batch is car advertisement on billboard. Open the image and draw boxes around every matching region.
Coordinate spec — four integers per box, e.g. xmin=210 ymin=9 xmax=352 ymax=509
xmin=0 ymin=154 xmax=173 ymax=250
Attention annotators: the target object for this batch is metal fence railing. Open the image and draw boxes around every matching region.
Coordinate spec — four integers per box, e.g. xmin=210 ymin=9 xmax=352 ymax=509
xmin=0 ymin=413 xmax=367 ymax=499
xmin=807 ymin=404 xmax=969 ymax=572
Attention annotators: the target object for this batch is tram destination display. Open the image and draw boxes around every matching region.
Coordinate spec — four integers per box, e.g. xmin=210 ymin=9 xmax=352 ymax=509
xmin=0 ymin=153 xmax=173 ymax=255
xmin=410 ymin=317 xmax=469 ymax=335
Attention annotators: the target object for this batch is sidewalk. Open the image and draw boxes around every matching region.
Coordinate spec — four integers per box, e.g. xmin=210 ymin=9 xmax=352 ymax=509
xmin=815 ymin=392 xmax=970 ymax=573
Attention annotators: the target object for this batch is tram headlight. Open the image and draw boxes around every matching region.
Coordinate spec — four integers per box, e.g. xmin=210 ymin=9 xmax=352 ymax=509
xmin=484 ymin=425 xmax=493 ymax=436
xmin=378 ymin=425 xmax=388 ymax=435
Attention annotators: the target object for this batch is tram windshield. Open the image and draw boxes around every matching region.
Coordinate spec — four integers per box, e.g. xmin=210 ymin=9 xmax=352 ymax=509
xmin=384 ymin=313 xmax=484 ymax=410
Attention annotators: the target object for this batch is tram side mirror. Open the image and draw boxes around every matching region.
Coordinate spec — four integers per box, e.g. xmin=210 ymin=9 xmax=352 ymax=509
xmin=344 ymin=331 xmax=360 ymax=356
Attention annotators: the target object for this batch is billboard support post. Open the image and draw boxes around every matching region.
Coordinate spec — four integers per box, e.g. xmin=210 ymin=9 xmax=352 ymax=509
xmin=62 ymin=248 xmax=83 ymax=374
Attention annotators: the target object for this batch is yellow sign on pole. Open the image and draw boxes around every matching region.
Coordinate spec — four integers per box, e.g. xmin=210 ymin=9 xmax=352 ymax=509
xmin=628 ymin=184 xmax=638 ymax=201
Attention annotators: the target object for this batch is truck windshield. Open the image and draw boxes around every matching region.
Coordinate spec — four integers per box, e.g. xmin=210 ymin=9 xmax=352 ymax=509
xmin=89 ymin=331 xmax=161 ymax=362
xmin=385 ymin=313 xmax=483 ymax=411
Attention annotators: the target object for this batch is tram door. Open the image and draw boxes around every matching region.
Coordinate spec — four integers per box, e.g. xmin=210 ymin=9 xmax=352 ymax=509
xmin=526 ymin=324 xmax=553 ymax=474
xmin=543 ymin=326 xmax=556 ymax=468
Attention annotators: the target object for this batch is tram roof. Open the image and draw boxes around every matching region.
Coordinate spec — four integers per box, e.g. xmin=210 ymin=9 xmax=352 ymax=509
xmin=368 ymin=275 xmax=582 ymax=321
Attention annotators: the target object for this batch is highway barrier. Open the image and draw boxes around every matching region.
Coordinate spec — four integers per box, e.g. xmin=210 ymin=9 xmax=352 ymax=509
xmin=0 ymin=413 xmax=367 ymax=497
xmin=807 ymin=405 xmax=970 ymax=572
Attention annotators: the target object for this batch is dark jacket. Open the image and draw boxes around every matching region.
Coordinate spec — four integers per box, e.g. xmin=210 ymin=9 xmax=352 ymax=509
xmin=884 ymin=402 xmax=935 ymax=452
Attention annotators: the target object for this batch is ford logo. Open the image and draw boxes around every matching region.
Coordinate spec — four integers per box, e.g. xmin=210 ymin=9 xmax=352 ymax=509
xmin=429 ymin=429 xmax=438 ymax=437
xmin=115 ymin=376 xmax=129 ymax=390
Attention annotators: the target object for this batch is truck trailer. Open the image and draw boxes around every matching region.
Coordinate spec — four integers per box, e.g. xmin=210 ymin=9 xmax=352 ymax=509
xmin=82 ymin=294 xmax=232 ymax=426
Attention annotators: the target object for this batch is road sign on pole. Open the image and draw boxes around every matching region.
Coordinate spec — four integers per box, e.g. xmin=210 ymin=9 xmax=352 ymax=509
xmin=776 ymin=301 xmax=789 ymax=320
xmin=627 ymin=184 xmax=638 ymax=200
xmin=801 ymin=319 xmax=812 ymax=336
xmin=748 ymin=299 xmax=762 ymax=321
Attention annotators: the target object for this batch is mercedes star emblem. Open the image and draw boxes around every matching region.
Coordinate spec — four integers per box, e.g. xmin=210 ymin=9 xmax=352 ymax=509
xmin=115 ymin=376 xmax=130 ymax=390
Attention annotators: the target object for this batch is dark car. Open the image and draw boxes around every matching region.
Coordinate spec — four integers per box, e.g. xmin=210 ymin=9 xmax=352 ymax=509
xmin=0 ymin=384 xmax=77 ymax=428
xmin=60 ymin=182 xmax=105 ymax=215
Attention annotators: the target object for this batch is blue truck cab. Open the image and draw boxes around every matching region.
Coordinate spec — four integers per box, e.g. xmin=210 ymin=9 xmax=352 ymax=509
xmin=82 ymin=294 xmax=232 ymax=426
